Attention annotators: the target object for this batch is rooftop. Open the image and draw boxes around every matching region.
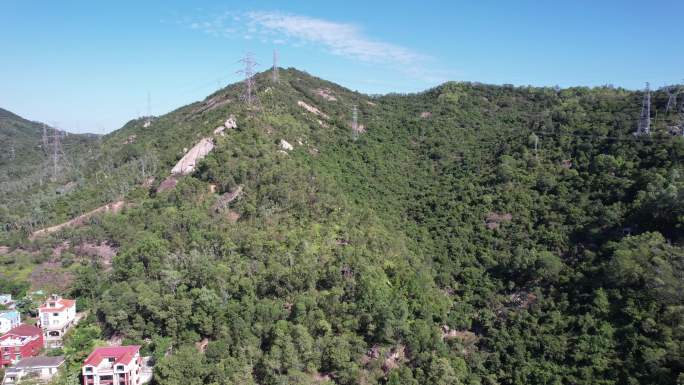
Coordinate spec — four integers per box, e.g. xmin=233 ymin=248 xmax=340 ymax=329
xmin=38 ymin=297 xmax=75 ymax=313
xmin=83 ymin=346 xmax=141 ymax=367
xmin=14 ymin=355 xmax=65 ymax=369
xmin=0 ymin=310 xmax=19 ymax=319
xmin=1 ymin=324 xmax=41 ymax=338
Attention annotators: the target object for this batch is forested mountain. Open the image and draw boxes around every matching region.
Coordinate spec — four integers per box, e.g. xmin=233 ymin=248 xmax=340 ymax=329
xmin=0 ymin=108 xmax=99 ymax=237
xmin=1 ymin=69 xmax=683 ymax=385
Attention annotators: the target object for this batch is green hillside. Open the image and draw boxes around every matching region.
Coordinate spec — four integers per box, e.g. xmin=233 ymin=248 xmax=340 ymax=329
xmin=1 ymin=69 xmax=683 ymax=385
xmin=0 ymin=108 xmax=99 ymax=238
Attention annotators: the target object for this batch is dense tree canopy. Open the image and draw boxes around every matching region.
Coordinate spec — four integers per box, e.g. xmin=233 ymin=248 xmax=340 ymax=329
xmin=2 ymin=70 xmax=683 ymax=385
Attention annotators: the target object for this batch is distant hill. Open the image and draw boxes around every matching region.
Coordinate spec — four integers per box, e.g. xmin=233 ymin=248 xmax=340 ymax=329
xmin=1 ymin=70 xmax=683 ymax=385
xmin=0 ymin=108 xmax=99 ymax=236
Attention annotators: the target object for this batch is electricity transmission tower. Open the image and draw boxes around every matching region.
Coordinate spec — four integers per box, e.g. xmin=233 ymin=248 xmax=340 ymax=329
xmin=272 ymin=49 xmax=279 ymax=83
xmin=679 ymin=91 xmax=684 ymax=136
xmin=45 ymin=125 xmax=67 ymax=181
xmin=351 ymin=104 xmax=359 ymax=141
xmin=665 ymin=86 xmax=679 ymax=114
xmin=52 ymin=126 xmax=61 ymax=180
xmin=237 ymin=53 xmax=259 ymax=106
xmin=636 ymin=82 xmax=651 ymax=135
xmin=42 ymin=124 xmax=49 ymax=154
xmin=144 ymin=91 xmax=152 ymax=126
xmin=679 ymin=80 xmax=684 ymax=113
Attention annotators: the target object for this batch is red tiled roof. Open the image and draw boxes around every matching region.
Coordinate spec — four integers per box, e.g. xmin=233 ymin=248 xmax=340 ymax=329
xmin=83 ymin=346 xmax=141 ymax=367
xmin=1 ymin=324 xmax=42 ymax=338
xmin=38 ymin=298 xmax=75 ymax=312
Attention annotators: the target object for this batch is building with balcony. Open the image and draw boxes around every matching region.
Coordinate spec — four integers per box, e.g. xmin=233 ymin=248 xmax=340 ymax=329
xmin=0 ymin=311 xmax=20 ymax=334
xmin=37 ymin=295 xmax=76 ymax=348
xmin=1 ymin=355 xmax=64 ymax=384
xmin=82 ymin=346 xmax=143 ymax=385
xmin=0 ymin=325 xmax=43 ymax=368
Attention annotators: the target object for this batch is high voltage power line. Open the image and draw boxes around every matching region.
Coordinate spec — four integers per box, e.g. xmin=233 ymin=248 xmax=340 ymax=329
xmin=272 ymin=49 xmax=279 ymax=83
xmin=237 ymin=52 xmax=259 ymax=106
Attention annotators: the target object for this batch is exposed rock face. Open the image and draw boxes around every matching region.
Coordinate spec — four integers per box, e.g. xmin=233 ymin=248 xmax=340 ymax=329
xmin=192 ymin=95 xmax=232 ymax=114
xmin=75 ymin=242 xmax=117 ymax=268
xmin=215 ymin=115 xmax=237 ymax=136
xmin=315 ymin=88 xmax=337 ymax=101
xmin=279 ymin=139 xmax=294 ymax=151
xmin=508 ymin=291 xmax=538 ymax=309
xmin=171 ymin=138 xmax=214 ymax=175
xmin=297 ymin=101 xmax=329 ymax=119
xmin=485 ymin=212 xmax=512 ymax=229
xmin=224 ymin=116 xmax=237 ymax=129
xmin=157 ymin=177 xmax=178 ymax=193
xmin=382 ymin=346 xmax=406 ymax=374
xmin=142 ymin=176 xmax=156 ymax=188
xmin=212 ymin=185 xmax=243 ymax=213
xmin=195 ymin=338 xmax=209 ymax=353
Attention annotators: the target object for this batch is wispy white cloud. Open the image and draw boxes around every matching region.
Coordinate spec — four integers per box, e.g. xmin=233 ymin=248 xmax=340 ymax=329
xmin=184 ymin=10 xmax=454 ymax=84
xmin=243 ymin=11 xmax=426 ymax=65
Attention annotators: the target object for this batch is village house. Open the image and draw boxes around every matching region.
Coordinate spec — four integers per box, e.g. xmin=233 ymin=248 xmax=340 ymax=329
xmin=0 ymin=311 xmax=20 ymax=334
xmin=82 ymin=346 xmax=143 ymax=385
xmin=1 ymin=355 xmax=64 ymax=384
xmin=0 ymin=325 xmax=43 ymax=368
xmin=0 ymin=295 xmax=13 ymax=309
xmin=37 ymin=295 xmax=76 ymax=348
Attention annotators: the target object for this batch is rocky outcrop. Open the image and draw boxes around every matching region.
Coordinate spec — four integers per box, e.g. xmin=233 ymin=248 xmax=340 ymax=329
xmin=170 ymin=138 xmax=215 ymax=175
xmin=192 ymin=95 xmax=232 ymax=115
xmin=279 ymin=139 xmax=294 ymax=151
xmin=214 ymin=115 xmax=237 ymax=136
xmin=157 ymin=176 xmax=178 ymax=193
xmin=212 ymin=186 xmax=243 ymax=213
xmin=297 ymin=101 xmax=329 ymax=119
xmin=315 ymin=88 xmax=337 ymax=101
xmin=485 ymin=212 xmax=512 ymax=230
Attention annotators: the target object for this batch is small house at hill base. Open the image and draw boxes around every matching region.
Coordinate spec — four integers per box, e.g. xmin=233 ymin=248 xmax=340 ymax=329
xmin=2 ymin=355 xmax=65 ymax=385
xmin=0 ymin=325 xmax=43 ymax=367
xmin=82 ymin=345 xmax=144 ymax=385
xmin=0 ymin=311 xmax=20 ymax=334
xmin=38 ymin=295 xmax=76 ymax=348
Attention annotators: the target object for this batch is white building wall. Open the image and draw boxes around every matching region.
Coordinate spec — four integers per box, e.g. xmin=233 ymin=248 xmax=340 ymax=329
xmin=0 ymin=318 xmax=11 ymax=334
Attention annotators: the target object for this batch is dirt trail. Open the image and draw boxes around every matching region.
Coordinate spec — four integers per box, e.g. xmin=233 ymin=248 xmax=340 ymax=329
xmin=30 ymin=201 xmax=125 ymax=239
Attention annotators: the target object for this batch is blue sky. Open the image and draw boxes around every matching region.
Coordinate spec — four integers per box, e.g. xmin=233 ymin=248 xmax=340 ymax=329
xmin=1 ymin=0 xmax=683 ymax=133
